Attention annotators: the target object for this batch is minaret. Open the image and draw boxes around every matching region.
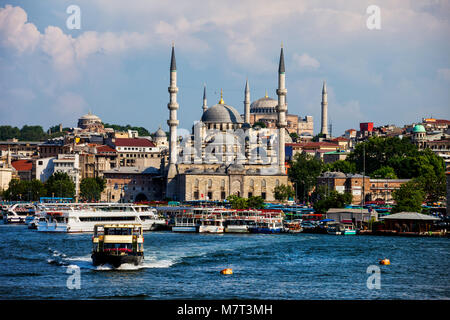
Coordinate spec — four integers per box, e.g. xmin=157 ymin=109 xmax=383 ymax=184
xmin=244 ymin=79 xmax=250 ymax=124
xmin=321 ymin=80 xmax=328 ymax=137
xmin=166 ymin=44 xmax=179 ymax=198
xmin=276 ymin=45 xmax=287 ymax=174
xmin=202 ymin=84 xmax=208 ymax=114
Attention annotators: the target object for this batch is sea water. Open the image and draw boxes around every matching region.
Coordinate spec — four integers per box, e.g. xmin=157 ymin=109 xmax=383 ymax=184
xmin=0 ymin=223 xmax=448 ymax=299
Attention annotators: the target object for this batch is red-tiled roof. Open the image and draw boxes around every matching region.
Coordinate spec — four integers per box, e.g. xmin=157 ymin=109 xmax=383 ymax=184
xmin=332 ymin=137 xmax=350 ymax=142
xmin=286 ymin=141 xmax=339 ymax=149
xmin=11 ymin=160 xmax=33 ymax=172
xmin=96 ymin=145 xmax=116 ymax=154
xmin=114 ymin=138 xmax=155 ymax=148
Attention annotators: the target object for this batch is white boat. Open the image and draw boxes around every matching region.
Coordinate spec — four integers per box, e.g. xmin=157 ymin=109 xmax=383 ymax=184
xmin=224 ymin=218 xmax=254 ymax=233
xmin=3 ymin=203 xmax=37 ymax=224
xmin=327 ymin=223 xmax=357 ymax=235
xmin=172 ymin=216 xmax=202 ymax=232
xmin=199 ymin=217 xmax=225 ymax=233
xmin=37 ymin=203 xmax=165 ymax=233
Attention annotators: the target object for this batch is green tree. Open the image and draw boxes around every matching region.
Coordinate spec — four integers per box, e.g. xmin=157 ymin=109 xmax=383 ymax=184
xmin=288 ymin=153 xmax=324 ymax=202
xmin=273 ymin=184 xmax=294 ymax=201
xmin=45 ymin=172 xmax=76 ymax=198
xmin=102 ymin=123 xmax=151 ymax=136
xmin=392 ymin=180 xmax=426 ymax=213
xmin=226 ymin=195 xmax=248 ymax=209
xmin=313 ymin=189 xmax=353 ymax=214
xmin=370 ymin=166 xmax=398 ymax=179
xmin=324 ymin=160 xmax=356 ymax=174
xmin=80 ymin=177 xmax=106 ymax=201
xmin=247 ymin=196 xmax=265 ymax=209
xmin=2 ymin=179 xmax=46 ymax=201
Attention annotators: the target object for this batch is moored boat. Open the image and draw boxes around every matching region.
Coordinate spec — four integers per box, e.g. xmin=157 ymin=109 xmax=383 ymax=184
xmin=283 ymin=220 xmax=303 ymax=233
xmin=36 ymin=203 xmax=164 ymax=233
xmin=224 ymin=218 xmax=254 ymax=233
xmin=199 ymin=217 xmax=225 ymax=233
xmin=249 ymin=218 xmax=283 ymax=234
xmin=91 ymin=224 xmax=144 ymax=268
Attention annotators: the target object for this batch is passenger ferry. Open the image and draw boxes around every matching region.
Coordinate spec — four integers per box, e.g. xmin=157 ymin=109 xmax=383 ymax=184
xmin=37 ymin=203 xmax=165 ymax=233
xmin=92 ymin=224 xmax=144 ymax=268
xmin=3 ymin=203 xmax=37 ymax=224
xmin=199 ymin=217 xmax=225 ymax=233
xmin=249 ymin=218 xmax=284 ymax=234
xmin=224 ymin=218 xmax=255 ymax=233
xmin=172 ymin=215 xmax=202 ymax=232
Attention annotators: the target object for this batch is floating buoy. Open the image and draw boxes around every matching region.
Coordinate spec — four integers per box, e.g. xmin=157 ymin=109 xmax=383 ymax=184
xmin=379 ymin=259 xmax=390 ymax=265
xmin=220 ymin=268 xmax=233 ymax=275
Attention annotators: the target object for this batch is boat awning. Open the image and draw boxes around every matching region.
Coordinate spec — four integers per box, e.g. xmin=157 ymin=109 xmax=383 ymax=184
xmin=320 ymin=219 xmax=334 ymax=222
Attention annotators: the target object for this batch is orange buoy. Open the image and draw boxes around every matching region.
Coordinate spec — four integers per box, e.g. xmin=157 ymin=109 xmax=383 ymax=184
xmin=220 ymin=268 xmax=233 ymax=275
xmin=379 ymin=259 xmax=390 ymax=265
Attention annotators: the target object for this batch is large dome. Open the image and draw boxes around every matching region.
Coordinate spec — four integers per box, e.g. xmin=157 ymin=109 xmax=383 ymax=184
xmin=201 ymin=103 xmax=243 ymax=124
xmin=250 ymin=96 xmax=278 ymax=113
xmin=79 ymin=112 xmax=101 ymax=121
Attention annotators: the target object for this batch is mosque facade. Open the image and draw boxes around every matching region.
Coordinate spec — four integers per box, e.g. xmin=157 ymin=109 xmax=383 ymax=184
xmin=163 ymin=46 xmax=290 ymax=201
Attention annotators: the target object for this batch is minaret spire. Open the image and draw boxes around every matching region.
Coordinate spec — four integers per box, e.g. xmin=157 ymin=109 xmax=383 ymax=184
xmin=166 ymin=44 xmax=179 ymax=197
xmin=202 ymin=84 xmax=208 ymax=114
xmin=321 ymin=80 xmax=328 ymax=137
xmin=276 ymin=44 xmax=287 ymax=174
xmin=244 ymin=79 xmax=250 ymax=124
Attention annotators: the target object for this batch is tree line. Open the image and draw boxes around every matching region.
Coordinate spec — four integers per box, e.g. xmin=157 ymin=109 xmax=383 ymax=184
xmin=287 ymin=136 xmax=446 ymax=213
xmin=2 ymin=172 xmax=106 ymax=202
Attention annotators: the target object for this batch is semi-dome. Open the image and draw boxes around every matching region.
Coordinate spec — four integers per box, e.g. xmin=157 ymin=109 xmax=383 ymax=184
xmin=201 ymin=103 xmax=243 ymax=124
xmin=250 ymin=96 xmax=278 ymax=113
xmin=413 ymin=124 xmax=426 ymax=133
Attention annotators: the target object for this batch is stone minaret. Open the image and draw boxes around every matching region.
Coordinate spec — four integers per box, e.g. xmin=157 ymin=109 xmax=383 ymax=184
xmin=166 ymin=44 xmax=179 ymax=198
xmin=276 ymin=46 xmax=287 ymax=174
xmin=320 ymin=80 xmax=328 ymax=137
xmin=202 ymin=84 xmax=208 ymax=114
xmin=244 ymin=79 xmax=250 ymax=124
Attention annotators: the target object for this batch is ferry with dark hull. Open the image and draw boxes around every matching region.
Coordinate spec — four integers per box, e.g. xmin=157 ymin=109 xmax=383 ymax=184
xmin=91 ymin=224 xmax=144 ymax=268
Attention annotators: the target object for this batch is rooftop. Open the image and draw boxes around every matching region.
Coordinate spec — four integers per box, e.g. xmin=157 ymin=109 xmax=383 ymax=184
xmin=114 ymin=138 xmax=156 ymax=148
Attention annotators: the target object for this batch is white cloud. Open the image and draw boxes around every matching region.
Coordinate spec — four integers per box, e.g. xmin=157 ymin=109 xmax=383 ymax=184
xmin=292 ymin=53 xmax=320 ymax=69
xmin=0 ymin=5 xmax=40 ymax=53
xmin=0 ymin=4 xmax=150 ymax=75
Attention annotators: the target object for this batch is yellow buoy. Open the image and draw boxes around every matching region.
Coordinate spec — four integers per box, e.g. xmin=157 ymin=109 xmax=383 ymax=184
xmin=379 ymin=259 xmax=390 ymax=265
xmin=220 ymin=268 xmax=233 ymax=275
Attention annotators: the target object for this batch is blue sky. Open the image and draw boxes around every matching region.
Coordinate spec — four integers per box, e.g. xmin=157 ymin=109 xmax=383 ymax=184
xmin=0 ymin=0 xmax=449 ymax=136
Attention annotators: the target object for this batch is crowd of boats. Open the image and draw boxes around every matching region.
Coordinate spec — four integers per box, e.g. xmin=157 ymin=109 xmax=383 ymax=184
xmin=0 ymin=202 xmax=361 ymax=235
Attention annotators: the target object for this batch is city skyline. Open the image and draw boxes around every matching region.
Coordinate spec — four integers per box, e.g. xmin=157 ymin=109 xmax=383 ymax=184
xmin=0 ymin=0 xmax=449 ymax=136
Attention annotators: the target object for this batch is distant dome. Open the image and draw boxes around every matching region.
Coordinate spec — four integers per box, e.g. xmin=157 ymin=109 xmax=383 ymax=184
xmin=155 ymin=127 xmax=166 ymax=138
xmin=201 ymin=103 xmax=243 ymax=124
xmin=250 ymin=96 xmax=278 ymax=113
xmin=413 ymin=124 xmax=426 ymax=133
xmin=79 ymin=112 xmax=101 ymax=121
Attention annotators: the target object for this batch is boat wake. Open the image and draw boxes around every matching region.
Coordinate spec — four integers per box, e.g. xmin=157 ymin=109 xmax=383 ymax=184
xmin=46 ymin=247 xmax=176 ymax=271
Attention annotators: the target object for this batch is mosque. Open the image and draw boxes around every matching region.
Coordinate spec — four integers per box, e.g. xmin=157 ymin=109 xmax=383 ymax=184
xmin=163 ymin=45 xmax=292 ymax=201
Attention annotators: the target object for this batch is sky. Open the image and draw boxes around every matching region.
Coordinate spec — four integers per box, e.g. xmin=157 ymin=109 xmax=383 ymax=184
xmin=0 ymin=0 xmax=449 ymax=136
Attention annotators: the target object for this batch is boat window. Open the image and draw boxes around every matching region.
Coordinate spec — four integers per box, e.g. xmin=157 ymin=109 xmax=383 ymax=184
xmin=105 ymin=228 xmax=132 ymax=235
